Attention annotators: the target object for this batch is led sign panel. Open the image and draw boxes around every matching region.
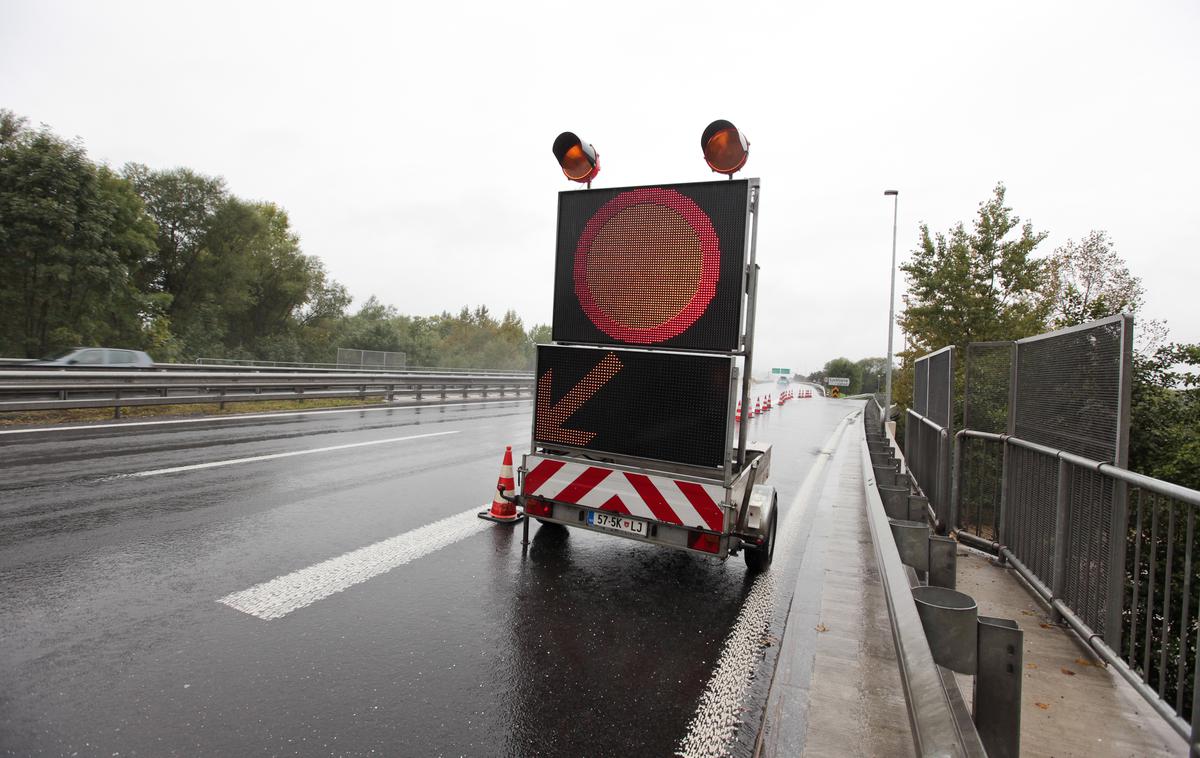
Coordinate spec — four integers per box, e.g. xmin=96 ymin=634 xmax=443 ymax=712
xmin=533 ymin=344 xmax=732 ymax=469
xmin=552 ymin=180 xmax=750 ymax=352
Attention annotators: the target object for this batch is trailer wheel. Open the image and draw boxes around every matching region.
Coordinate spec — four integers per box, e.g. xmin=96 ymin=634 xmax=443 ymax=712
xmin=744 ymin=495 xmax=778 ymax=572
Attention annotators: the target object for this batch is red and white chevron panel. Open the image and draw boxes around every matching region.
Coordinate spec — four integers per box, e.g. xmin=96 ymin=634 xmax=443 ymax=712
xmin=522 ymin=455 xmax=728 ymax=532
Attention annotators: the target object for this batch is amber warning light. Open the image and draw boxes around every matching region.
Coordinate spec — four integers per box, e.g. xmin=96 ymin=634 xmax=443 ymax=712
xmin=552 ymin=132 xmax=601 ymax=186
xmin=701 ymin=119 xmax=750 ymax=176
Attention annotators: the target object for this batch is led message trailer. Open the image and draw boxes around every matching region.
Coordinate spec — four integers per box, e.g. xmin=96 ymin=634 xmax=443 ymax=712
xmin=552 ymin=179 xmax=751 ymax=353
xmin=533 ymin=345 xmax=733 ymax=469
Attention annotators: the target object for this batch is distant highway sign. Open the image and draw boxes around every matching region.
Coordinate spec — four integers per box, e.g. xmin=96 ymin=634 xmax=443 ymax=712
xmin=825 ymin=377 xmax=850 ymax=386
xmin=770 ymin=368 xmax=790 ymax=375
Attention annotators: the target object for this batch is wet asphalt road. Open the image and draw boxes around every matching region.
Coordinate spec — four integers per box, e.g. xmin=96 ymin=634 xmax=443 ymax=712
xmin=0 ymin=391 xmax=858 ymax=757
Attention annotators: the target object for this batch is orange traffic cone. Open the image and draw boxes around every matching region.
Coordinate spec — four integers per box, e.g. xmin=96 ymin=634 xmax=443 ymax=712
xmin=735 ymin=401 xmax=742 ymax=423
xmin=478 ymin=446 xmax=524 ymax=524
xmin=754 ymin=397 xmax=761 ymax=417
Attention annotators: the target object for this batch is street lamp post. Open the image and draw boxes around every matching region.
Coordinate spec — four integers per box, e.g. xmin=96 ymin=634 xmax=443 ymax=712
xmin=883 ymin=190 xmax=899 ymax=432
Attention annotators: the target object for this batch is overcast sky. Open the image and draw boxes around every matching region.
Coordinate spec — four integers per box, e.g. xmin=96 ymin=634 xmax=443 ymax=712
xmin=3 ymin=0 xmax=1197 ymax=374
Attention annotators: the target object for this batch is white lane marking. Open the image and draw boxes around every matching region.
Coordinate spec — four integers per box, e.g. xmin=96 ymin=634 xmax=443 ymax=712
xmin=218 ymin=507 xmax=490 ymax=620
xmin=0 ymin=398 xmax=530 ymax=436
xmin=119 ymin=430 xmax=458 ymax=478
xmin=675 ymin=410 xmax=858 ymax=758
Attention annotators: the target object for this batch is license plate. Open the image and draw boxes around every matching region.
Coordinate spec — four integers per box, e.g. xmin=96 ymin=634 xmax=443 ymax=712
xmin=587 ymin=511 xmax=649 ymax=537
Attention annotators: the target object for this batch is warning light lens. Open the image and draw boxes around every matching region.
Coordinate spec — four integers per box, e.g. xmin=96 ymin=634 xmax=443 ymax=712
xmin=687 ymin=530 xmax=722 ymax=554
xmin=552 ymin=131 xmax=601 ymax=183
xmin=701 ymin=120 xmax=749 ymax=175
xmin=524 ymin=497 xmax=553 ymax=517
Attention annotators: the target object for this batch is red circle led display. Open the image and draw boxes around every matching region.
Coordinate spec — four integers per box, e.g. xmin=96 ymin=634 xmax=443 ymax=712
xmin=573 ymin=188 xmax=720 ymax=345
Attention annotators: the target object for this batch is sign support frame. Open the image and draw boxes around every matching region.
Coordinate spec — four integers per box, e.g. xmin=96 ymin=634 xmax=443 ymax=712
xmin=736 ymin=180 xmax=761 ymax=469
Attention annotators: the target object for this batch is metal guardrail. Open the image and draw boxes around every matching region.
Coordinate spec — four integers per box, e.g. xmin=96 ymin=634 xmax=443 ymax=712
xmin=0 ymin=360 xmax=534 ymax=377
xmin=953 ymin=429 xmax=1200 ymax=751
xmin=0 ymin=370 xmax=534 ymax=418
xmin=193 ymin=357 xmax=532 ymax=376
xmin=863 ymin=400 xmax=987 ymax=757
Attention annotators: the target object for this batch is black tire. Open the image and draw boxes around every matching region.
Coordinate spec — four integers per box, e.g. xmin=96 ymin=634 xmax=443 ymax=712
xmin=744 ymin=496 xmax=778 ymax=572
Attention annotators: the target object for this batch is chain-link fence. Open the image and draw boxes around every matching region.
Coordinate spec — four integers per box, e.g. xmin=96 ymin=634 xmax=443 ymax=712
xmin=336 ymin=348 xmax=407 ymax=370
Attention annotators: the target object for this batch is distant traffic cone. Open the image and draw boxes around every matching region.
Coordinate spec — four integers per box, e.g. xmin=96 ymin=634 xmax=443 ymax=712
xmin=478 ymin=446 xmax=524 ymax=524
xmin=735 ymin=401 xmax=742 ymax=423
xmin=754 ymin=397 xmax=761 ymax=417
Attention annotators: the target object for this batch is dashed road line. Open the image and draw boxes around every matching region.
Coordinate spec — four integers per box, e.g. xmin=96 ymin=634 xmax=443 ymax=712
xmin=218 ymin=506 xmax=490 ymax=620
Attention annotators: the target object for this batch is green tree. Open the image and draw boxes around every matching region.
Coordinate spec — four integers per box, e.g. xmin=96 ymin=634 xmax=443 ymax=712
xmin=855 ymin=356 xmax=889 ymax=394
xmin=0 ymin=111 xmax=159 ymax=356
xmin=123 ymin=163 xmax=227 ymax=321
xmin=899 ymin=182 xmax=1052 ymax=356
xmin=1129 ymin=342 xmax=1200 ymax=490
xmin=895 ymin=183 xmax=1053 ymax=429
xmin=820 ymin=357 xmax=863 ymax=394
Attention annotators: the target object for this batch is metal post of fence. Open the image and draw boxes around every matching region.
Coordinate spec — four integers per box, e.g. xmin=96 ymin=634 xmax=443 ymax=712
xmin=951 ymin=430 xmax=964 ymax=534
xmin=1105 ymin=478 xmax=1129 ymax=651
xmin=114 ymin=391 xmax=121 ymax=419
xmin=996 ymin=439 xmax=1010 ymax=563
xmin=938 ymin=430 xmax=951 ymax=534
xmin=1190 ymin=645 xmax=1200 ymax=757
xmin=1050 ymin=456 xmax=1072 ymax=624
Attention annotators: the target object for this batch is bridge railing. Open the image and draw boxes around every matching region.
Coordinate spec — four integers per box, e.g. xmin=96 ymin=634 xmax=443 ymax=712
xmin=905 ymin=316 xmax=1200 ymax=751
xmin=955 ymin=429 xmax=1200 ymax=747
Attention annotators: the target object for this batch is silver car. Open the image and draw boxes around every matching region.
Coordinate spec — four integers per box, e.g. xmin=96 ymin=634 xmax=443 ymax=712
xmin=40 ymin=347 xmax=154 ymax=367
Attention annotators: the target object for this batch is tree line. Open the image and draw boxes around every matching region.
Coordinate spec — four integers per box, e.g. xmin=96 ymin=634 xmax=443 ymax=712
xmin=856 ymin=182 xmax=1194 ymax=488
xmin=0 ymin=111 xmax=546 ymax=370
xmin=802 ymin=356 xmax=889 ymax=396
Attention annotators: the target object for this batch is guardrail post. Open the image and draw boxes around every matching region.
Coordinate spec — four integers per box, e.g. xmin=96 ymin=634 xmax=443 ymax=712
xmin=928 ymin=534 xmax=957 ymax=589
xmin=219 ymin=389 xmax=226 ymax=411
xmin=387 ymin=384 xmax=394 ymax=401
xmin=415 ymin=384 xmax=422 ymax=400
xmin=441 ymin=384 xmax=448 ymax=400
xmin=483 ymin=384 xmax=489 ymax=398
xmin=462 ymin=385 xmax=469 ymax=399
xmin=1050 ymin=456 xmax=1071 ymax=624
xmin=113 ymin=390 xmax=121 ymax=419
xmin=974 ymin=616 xmax=1023 ymax=758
